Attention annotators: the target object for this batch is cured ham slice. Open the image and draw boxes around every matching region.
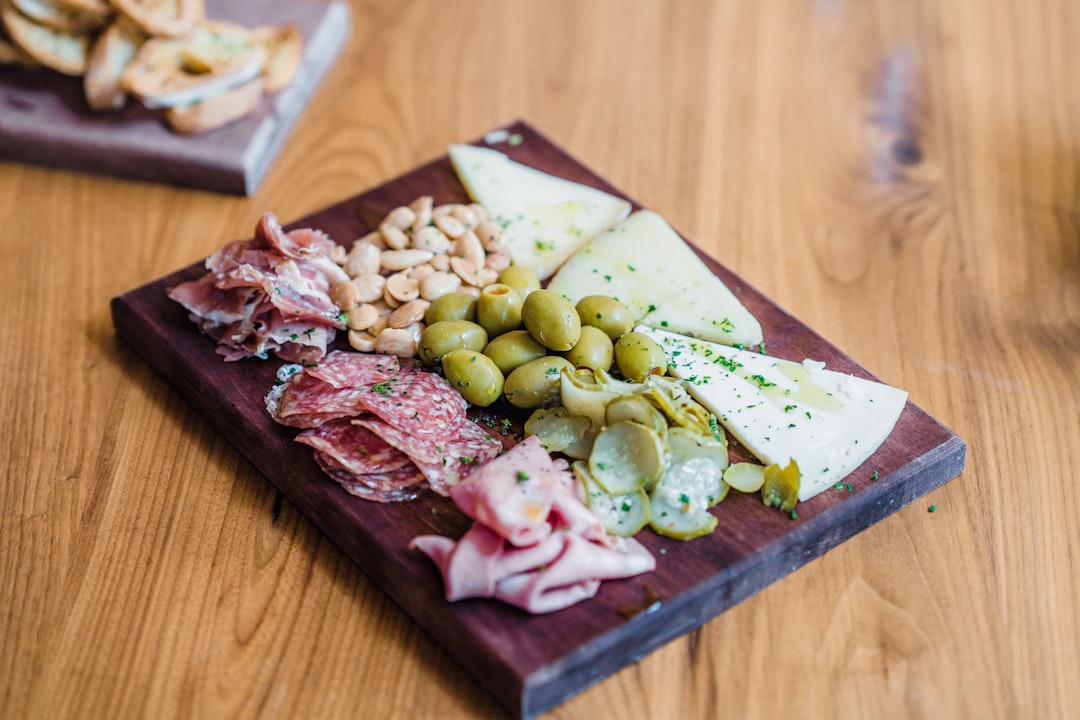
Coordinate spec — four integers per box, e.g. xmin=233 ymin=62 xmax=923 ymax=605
xmin=266 ymin=351 xmax=501 ymax=502
xmin=169 ymin=212 xmax=346 ymax=362
xmin=410 ymin=437 xmax=656 ymax=613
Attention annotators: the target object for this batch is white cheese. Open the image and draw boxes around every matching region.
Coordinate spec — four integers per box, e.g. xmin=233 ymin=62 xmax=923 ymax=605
xmin=448 ymin=144 xmax=631 ymax=280
xmin=546 ymin=210 xmax=763 ymax=347
xmin=638 ymin=327 xmax=908 ymax=501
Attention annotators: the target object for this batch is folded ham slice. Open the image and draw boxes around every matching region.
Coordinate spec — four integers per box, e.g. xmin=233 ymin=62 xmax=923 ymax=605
xmin=411 ymin=436 xmax=656 ymax=613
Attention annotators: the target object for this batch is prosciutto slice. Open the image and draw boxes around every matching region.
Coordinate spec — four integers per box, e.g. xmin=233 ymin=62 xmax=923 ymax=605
xmin=169 ymin=212 xmax=346 ymax=362
xmin=410 ymin=437 xmax=656 ymax=613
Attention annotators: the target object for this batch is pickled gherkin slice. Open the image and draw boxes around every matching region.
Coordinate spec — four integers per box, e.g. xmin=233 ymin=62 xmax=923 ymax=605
xmin=573 ymin=462 xmax=650 ymax=536
xmin=724 ymin=462 xmax=766 ymax=493
xmin=648 ymin=484 xmax=718 ymax=540
xmin=559 ymin=368 xmax=627 ymax=430
xmin=524 ymin=407 xmax=593 ymax=458
xmin=589 ymin=421 xmax=666 ymax=494
xmin=605 ymin=394 xmax=668 ymax=437
xmin=667 ymin=428 xmax=729 ymax=477
xmin=762 ymin=459 xmax=801 ymax=512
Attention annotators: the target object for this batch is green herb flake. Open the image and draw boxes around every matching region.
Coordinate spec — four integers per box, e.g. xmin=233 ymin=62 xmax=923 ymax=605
xmin=928 ymin=504 xmax=937 ymax=513
xmin=508 ymin=132 xmax=524 ymax=146
xmin=516 ymin=470 xmax=529 ymax=483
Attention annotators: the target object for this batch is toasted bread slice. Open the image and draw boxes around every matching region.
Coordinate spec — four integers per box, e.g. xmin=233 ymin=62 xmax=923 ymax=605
xmin=165 ymin=75 xmax=262 ymax=134
xmin=121 ymin=20 xmax=264 ymax=109
xmin=84 ymin=14 xmax=145 ymax=111
xmin=109 ymin=0 xmax=203 ymax=39
xmin=251 ymin=23 xmax=302 ymax=93
xmin=0 ymin=0 xmax=89 ymax=75
xmin=10 ymin=0 xmax=111 ymax=33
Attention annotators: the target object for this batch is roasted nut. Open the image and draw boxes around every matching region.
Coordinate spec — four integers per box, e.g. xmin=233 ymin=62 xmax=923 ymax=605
xmin=475 ymin=267 xmax=499 ymax=287
xmin=348 ymin=329 xmax=377 ymax=352
xmin=412 ymin=225 xmax=451 ymax=254
xmin=484 ymin=249 xmax=512 ymax=272
xmin=388 ymin=299 xmax=430 ymax=328
xmin=418 ymin=270 xmax=462 ymax=300
xmin=453 ymin=229 xmax=486 ymax=268
xmin=370 ymin=313 xmax=391 ymax=336
xmin=409 ymin=195 xmax=433 ymax=230
xmin=358 ymin=230 xmax=385 ymax=250
xmin=353 ymin=273 xmax=386 ymax=303
xmin=430 ymin=253 xmax=451 ymax=271
xmin=374 ymin=327 xmax=419 ymax=358
xmin=475 ymin=221 xmax=504 ymax=252
xmin=381 ymin=248 xmax=434 ymax=272
xmin=450 ymin=204 xmax=478 ymax=229
xmin=468 ymin=203 xmax=489 ymax=223
xmin=434 ymin=213 xmax=467 ymax=239
xmin=450 ymin=256 xmax=483 ymax=287
xmin=384 ymin=205 xmax=416 ymax=230
xmin=330 ymin=244 xmax=347 ymax=265
xmin=329 ymin=280 xmax=360 ymax=309
xmin=385 ymin=272 xmax=420 ymax=302
xmin=409 ymin=263 xmax=436 ymax=281
xmin=347 ymin=303 xmax=380 ymax=331
xmin=380 ymin=222 xmax=409 ymax=250
xmin=345 ymin=241 xmax=381 ymax=277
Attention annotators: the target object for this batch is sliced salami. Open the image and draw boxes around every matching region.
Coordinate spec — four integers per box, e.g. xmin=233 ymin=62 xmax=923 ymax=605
xmin=296 ymin=419 xmax=411 ymax=475
xmin=314 ymin=453 xmax=426 ymax=503
xmin=354 ymin=416 xmax=501 ymax=496
xmin=305 ymin=351 xmax=403 ymax=389
xmin=352 ymin=366 xmax=468 ymax=440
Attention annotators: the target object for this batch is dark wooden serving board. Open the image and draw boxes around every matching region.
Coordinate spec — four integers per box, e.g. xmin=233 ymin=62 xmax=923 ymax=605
xmin=0 ymin=0 xmax=350 ymax=195
xmin=111 ymin=121 xmax=967 ymax=719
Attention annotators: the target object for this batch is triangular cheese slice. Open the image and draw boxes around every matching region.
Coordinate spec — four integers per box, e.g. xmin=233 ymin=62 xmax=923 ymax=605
xmin=639 ymin=327 xmax=908 ymax=501
xmin=448 ymin=144 xmax=631 ymax=280
xmin=547 ymin=210 xmax=763 ymax=347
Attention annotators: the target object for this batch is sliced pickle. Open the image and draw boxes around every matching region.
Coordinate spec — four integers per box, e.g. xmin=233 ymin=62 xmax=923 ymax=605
xmin=648 ymin=486 xmax=718 ymax=540
xmin=762 ymin=459 xmax=801 ymax=512
xmin=525 ymin=407 xmax=592 ymax=455
xmin=605 ymin=394 xmax=668 ymax=436
xmin=559 ymin=368 xmax=627 ymax=430
xmin=724 ymin=462 xmax=766 ymax=493
xmin=573 ymin=462 xmax=650 ymax=536
xmin=588 ymin=421 xmax=666 ymax=494
xmin=667 ymin=428 xmax=729 ymax=474
xmin=639 ymin=376 xmax=715 ymax=437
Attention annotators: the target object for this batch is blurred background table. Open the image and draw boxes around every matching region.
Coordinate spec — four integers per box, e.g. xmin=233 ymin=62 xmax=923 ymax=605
xmin=2 ymin=0 xmax=1077 ymax=717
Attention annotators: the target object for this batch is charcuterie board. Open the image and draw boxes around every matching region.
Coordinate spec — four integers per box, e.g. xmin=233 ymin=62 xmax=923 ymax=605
xmin=0 ymin=0 xmax=350 ymax=195
xmin=110 ymin=120 xmax=967 ymax=719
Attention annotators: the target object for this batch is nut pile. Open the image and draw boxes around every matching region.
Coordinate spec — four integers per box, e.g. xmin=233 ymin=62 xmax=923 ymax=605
xmin=332 ymin=196 xmax=512 ymax=359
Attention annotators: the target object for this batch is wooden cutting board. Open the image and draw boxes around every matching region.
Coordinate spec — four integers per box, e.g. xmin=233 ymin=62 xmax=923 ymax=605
xmin=110 ymin=120 xmax=967 ymax=719
xmin=0 ymin=0 xmax=350 ymax=195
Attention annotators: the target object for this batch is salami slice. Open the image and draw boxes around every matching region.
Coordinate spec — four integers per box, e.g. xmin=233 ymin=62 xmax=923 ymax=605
xmin=275 ymin=373 xmax=373 ymax=428
xmin=353 ymin=366 xmax=468 ymax=440
xmin=296 ymin=419 xmax=411 ymax=475
xmin=314 ymin=452 xmax=427 ymax=503
xmin=305 ymin=351 xmax=403 ymax=389
xmin=355 ymin=416 xmax=501 ymax=496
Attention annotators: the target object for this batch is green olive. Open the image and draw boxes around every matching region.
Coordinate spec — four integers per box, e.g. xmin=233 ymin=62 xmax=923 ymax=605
xmin=482 ymin=329 xmax=546 ymax=375
xmin=424 ymin=292 xmax=477 ymax=325
xmin=475 ymin=283 xmax=524 ymax=337
xmin=560 ymin=325 xmax=614 ymax=372
xmin=441 ymin=349 xmax=504 ymax=407
xmin=575 ymin=295 xmax=635 ymax=341
xmin=418 ymin=320 xmax=487 ymax=367
xmin=614 ymin=331 xmax=667 ymax=381
xmin=503 ymin=356 xmax=574 ymax=409
xmin=521 ymin=289 xmax=581 ymax=352
xmin=496 ymin=265 xmax=541 ymax=300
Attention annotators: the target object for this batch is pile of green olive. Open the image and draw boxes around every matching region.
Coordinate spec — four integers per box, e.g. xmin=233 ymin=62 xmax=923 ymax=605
xmin=419 ymin=265 xmax=669 ymax=408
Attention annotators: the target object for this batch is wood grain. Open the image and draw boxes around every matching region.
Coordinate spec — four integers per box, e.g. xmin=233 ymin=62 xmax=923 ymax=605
xmin=2 ymin=0 xmax=1077 ymax=719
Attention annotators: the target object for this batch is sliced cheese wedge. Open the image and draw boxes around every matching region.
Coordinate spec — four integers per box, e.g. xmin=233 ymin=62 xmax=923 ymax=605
xmin=448 ymin=143 xmax=631 ymax=280
xmin=546 ymin=210 xmax=763 ymax=347
xmin=639 ymin=327 xmax=908 ymax=501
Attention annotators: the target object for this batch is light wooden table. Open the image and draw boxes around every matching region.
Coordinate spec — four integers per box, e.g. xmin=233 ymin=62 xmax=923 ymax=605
xmin=3 ymin=0 xmax=1077 ymax=717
